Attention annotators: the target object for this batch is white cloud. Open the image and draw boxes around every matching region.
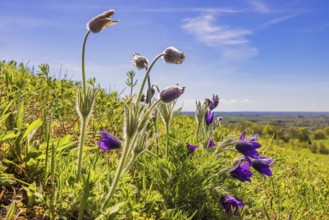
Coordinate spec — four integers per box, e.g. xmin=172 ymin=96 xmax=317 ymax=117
xmin=261 ymin=13 xmax=298 ymax=27
xmin=182 ymin=14 xmax=257 ymax=61
xmin=135 ymin=7 xmax=244 ymax=14
xmin=221 ymin=98 xmax=251 ymax=105
xmin=248 ymin=0 xmax=270 ymax=13
xmin=0 ymin=16 xmax=56 ymax=29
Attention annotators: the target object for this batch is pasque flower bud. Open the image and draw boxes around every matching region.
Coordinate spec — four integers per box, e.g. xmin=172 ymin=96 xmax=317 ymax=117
xmin=159 ymin=85 xmax=185 ymax=103
xmin=87 ymin=10 xmax=119 ymax=33
xmin=163 ymin=47 xmax=185 ymax=64
xmin=132 ymin=53 xmax=149 ymax=70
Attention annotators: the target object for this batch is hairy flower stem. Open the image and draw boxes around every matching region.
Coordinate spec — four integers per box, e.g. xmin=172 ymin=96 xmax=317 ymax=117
xmin=165 ymin=123 xmax=170 ymax=157
xmin=195 ymin=123 xmax=200 ymax=139
xmin=137 ymin=54 xmax=164 ymax=104
xmin=76 ymin=30 xmax=91 ymax=181
xmin=102 ymin=137 xmax=132 ymax=209
xmin=76 ymin=116 xmax=87 ymax=180
xmin=81 ymin=31 xmax=91 ymax=93
xmin=102 ymin=100 xmax=161 ymax=209
xmin=147 ymin=76 xmax=152 ymax=105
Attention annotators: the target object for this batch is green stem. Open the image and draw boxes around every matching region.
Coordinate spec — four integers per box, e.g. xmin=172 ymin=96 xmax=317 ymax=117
xmin=76 ymin=116 xmax=87 ymax=180
xmin=137 ymin=54 xmax=164 ymax=104
xmin=147 ymin=75 xmax=152 ymax=105
xmin=81 ymin=31 xmax=91 ymax=93
xmin=153 ymin=116 xmax=159 ymax=156
xmin=102 ymin=137 xmax=132 ymax=209
xmin=195 ymin=122 xmax=201 ymax=142
xmin=165 ymin=122 xmax=170 ymax=157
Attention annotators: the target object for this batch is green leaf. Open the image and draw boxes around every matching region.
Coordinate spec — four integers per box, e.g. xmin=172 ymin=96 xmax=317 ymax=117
xmin=22 ymin=118 xmax=43 ymax=141
xmin=1 ymin=99 xmax=14 ymax=117
xmin=16 ymin=102 xmax=25 ymax=129
xmin=0 ymin=131 xmax=19 ymax=141
xmin=5 ymin=201 xmax=17 ymax=220
xmin=0 ymin=112 xmax=11 ymax=126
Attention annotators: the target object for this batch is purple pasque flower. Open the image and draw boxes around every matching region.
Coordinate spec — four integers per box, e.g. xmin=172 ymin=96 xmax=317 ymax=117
xmin=245 ymin=156 xmax=274 ymax=176
xmin=235 ymin=131 xmax=261 ymax=159
xmin=230 ymin=159 xmax=253 ymax=182
xmin=98 ymin=130 xmax=121 ymax=151
xmin=205 ymin=94 xmax=219 ymax=110
xmin=159 ymin=85 xmax=185 ymax=103
xmin=205 ymin=110 xmax=214 ymax=125
xmin=186 ymin=142 xmax=197 ymax=152
xmin=208 ymin=139 xmax=215 ymax=148
xmin=220 ymin=195 xmax=244 ymax=216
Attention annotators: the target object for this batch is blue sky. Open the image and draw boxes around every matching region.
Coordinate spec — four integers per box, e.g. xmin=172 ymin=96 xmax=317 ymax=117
xmin=1 ymin=0 xmax=329 ymax=111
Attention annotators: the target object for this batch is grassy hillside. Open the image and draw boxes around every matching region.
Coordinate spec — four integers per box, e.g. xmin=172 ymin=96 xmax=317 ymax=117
xmin=1 ymin=61 xmax=328 ymax=219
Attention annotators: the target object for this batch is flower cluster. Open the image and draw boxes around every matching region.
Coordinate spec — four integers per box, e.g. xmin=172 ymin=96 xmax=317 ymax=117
xmin=232 ymin=131 xmax=274 ymax=180
xmin=222 ymin=131 xmax=274 ymax=216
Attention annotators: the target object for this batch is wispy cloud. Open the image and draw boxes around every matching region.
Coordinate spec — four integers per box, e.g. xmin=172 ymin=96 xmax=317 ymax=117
xmin=0 ymin=16 xmax=59 ymax=29
xmin=133 ymin=7 xmax=244 ymax=14
xmin=182 ymin=14 xmax=257 ymax=61
xmin=221 ymin=98 xmax=251 ymax=105
xmin=248 ymin=0 xmax=270 ymax=13
xmin=261 ymin=13 xmax=299 ymax=27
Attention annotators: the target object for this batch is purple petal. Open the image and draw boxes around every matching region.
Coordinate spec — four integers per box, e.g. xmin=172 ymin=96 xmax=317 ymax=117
xmin=98 ymin=140 xmax=110 ymax=151
xmin=208 ymin=139 xmax=216 ymax=148
xmin=186 ymin=142 xmax=197 ymax=152
xmin=239 ymin=131 xmax=246 ymax=140
xmin=98 ymin=130 xmax=121 ymax=151
xmin=220 ymin=195 xmax=244 ymax=216
xmin=251 ymin=157 xmax=274 ymax=176
xmin=230 ymin=160 xmax=253 ymax=182
xmin=235 ymin=140 xmax=261 ymax=158
xmin=246 ymin=134 xmax=259 ymax=141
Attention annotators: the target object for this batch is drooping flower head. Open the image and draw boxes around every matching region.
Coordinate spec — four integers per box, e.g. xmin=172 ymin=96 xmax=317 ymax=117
xmin=87 ymin=10 xmax=119 ymax=33
xmin=186 ymin=142 xmax=197 ymax=152
xmin=132 ymin=53 xmax=149 ymax=70
xmin=246 ymin=156 xmax=274 ymax=176
xmin=220 ymin=195 xmax=244 ymax=216
xmin=159 ymin=85 xmax=185 ymax=103
xmin=205 ymin=110 xmax=214 ymax=125
xmin=230 ymin=159 xmax=253 ymax=182
xmin=235 ymin=131 xmax=261 ymax=159
xmin=163 ymin=47 xmax=185 ymax=64
xmin=208 ymin=139 xmax=216 ymax=148
xmin=205 ymin=94 xmax=219 ymax=110
xmin=98 ymin=130 xmax=121 ymax=151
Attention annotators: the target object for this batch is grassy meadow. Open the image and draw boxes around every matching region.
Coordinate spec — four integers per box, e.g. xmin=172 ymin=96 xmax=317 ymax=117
xmin=0 ymin=60 xmax=328 ymax=219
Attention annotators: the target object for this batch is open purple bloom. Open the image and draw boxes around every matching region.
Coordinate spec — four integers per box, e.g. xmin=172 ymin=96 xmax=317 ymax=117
xmin=205 ymin=110 xmax=214 ymax=125
xmin=186 ymin=142 xmax=197 ymax=152
xmin=235 ymin=131 xmax=261 ymax=159
xmin=220 ymin=195 xmax=244 ymax=216
xmin=98 ymin=130 xmax=121 ymax=151
xmin=208 ymin=139 xmax=215 ymax=148
xmin=246 ymin=156 xmax=274 ymax=176
xmin=230 ymin=159 xmax=253 ymax=182
xmin=206 ymin=94 xmax=219 ymax=110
